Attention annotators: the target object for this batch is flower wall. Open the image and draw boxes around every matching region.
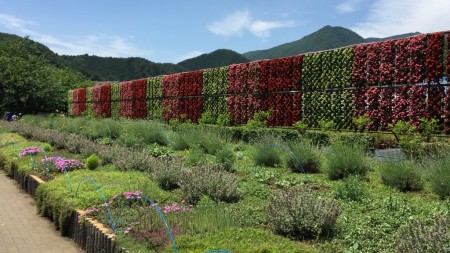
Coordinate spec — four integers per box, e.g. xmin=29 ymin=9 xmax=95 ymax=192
xmin=67 ymin=90 xmax=73 ymax=116
xmin=111 ymin=83 xmax=120 ymax=119
xmin=227 ymin=62 xmax=261 ymax=125
xmin=93 ymin=84 xmax=111 ymax=118
xmin=202 ymin=67 xmax=229 ymax=121
xmin=120 ymin=79 xmax=147 ymax=119
xmin=259 ymin=56 xmax=302 ymax=126
xmin=67 ymin=31 xmax=450 ymax=132
xmin=72 ymin=88 xmax=86 ymax=116
xmin=178 ymin=70 xmax=203 ymax=123
xmin=146 ymin=77 xmax=162 ymax=120
xmin=162 ymin=74 xmax=180 ymax=121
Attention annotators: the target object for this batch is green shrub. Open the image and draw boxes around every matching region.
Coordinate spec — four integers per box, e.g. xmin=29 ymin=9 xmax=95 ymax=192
xmin=216 ymin=113 xmax=229 ymax=126
xmin=379 ymin=161 xmax=423 ymax=192
xmin=353 ymin=115 xmax=371 ymax=132
xmin=152 ymin=159 xmax=181 ymax=191
xmin=246 ymin=110 xmax=271 ymax=129
xmin=215 ymin=148 xmax=236 ymax=172
xmin=397 ymin=215 xmax=450 ymax=253
xmin=199 ymin=112 xmax=215 ymax=125
xmin=334 ymin=133 xmax=375 ymax=153
xmin=292 ymin=121 xmax=308 ymax=134
xmin=86 ymin=154 xmax=100 ymax=170
xmin=184 ymin=146 xmax=207 ymax=167
xmin=253 ymin=137 xmax=284 ymax=167
xmin=318 ymin=119 xmax=336 ymax=131
xmin=428 ymin=157 xmax=450 ymax=199
xmin=169 ymin=132 xmax=189 ymax=151
xmin=147 ymin=143 xmax=172 ymax=158
xmin=178 ymin=165 xmax=240 ymax=204
xmin=287 ymin=142 xmax=321 ymax=173
xmin=268 ymin=186 xmax=341 ymax=239
xmin=303 ymin=131 xmax=330 ymax=146
xmin=184 ymin=127 xmax=222 ymax=155
xmin=333 ymin=175 xmax=369 ymax=202
xmin=322 ymin=143 xmax=370 ymax=180
xmin=43 ymin=143 xmax=53 ymax=152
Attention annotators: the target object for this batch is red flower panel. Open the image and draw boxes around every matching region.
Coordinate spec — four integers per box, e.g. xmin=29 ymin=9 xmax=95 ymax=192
xmin=162 ymin=74 xmax=180 ymax=121
xmin=93 ymin=84 xmax=111 ymax=118
xmin=408 ymin=34 xmax=427 ymax=84
xmin=178 ymin=70 xmax=203 ymax=122
xmin=408 ymin=86 xmax=427 ymax=126
xmin=352 ymin=44 xmax=368 ymax=88
xmin=379 ymin=40 xmax=395 ymax=86
xmin=73 ymin=88 xmax=86 ymax=116
xmin=425 ymin=32 xmax=444 ymax=83
xmin=393 ymin=86 xmax=410 ymax=123
xmin=394 ymin=38 xmax=410 ymax=84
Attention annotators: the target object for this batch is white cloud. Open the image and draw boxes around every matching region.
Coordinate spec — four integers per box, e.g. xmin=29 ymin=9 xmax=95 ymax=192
xmin=208 ymin=10 xmax=294 ymax=38
xmin=249 ymin=20 xmax=295 ymax=38
xmin=352 ymin=0 xmax=450 ymax=38
xmin=336 ymin=0 xmax=362 ymax=14
xmin=176 ymin=50 xmax=204 ymax=63
xmin=0 ymin=13 xmax=152 ymax=58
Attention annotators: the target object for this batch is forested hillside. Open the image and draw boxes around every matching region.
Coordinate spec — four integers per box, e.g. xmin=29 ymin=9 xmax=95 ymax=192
xmin=0 ymin=33 xmax=91 ymax=114
xmin=178 ymin=49 xmax=249 ymax=70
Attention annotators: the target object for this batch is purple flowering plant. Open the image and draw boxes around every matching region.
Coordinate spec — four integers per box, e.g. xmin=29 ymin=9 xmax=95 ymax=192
xmin=21 ymin=147 xmax=42 ymax=157
xmin=41 ymin=156 xmax=85 ymax=173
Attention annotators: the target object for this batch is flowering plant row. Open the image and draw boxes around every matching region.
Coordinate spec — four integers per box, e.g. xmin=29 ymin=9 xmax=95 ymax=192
xmin=162 ymin=74 xmax=180 ymax=121
xmin=111 ymin=83 xmax=120 ymax=119
xmin=227 ymin=62 xmax=261 ymax=125
xmin=72 ymin=88 xmax=86 ymax=116
xmin=92 ymin=84 xmax=111 ymax=118
xmin=21 ymin=147 xmax=42 ymax=157
xmin=85 ymin=87 xmax=94 ymax=117
xmin=260 ymin=56 xmax=302 ymax=126
xmin=178 ymin=70 xmax=203 ymax=122
xmin=120 ymin=79 xmax=147 ymax=119
xmin=146 ymin=77 xmax=162 ymax=120
xmin=41 ymin=157 xmax=85 ymax=172
xmin=202 ymin=67 xmax=229 ymax=121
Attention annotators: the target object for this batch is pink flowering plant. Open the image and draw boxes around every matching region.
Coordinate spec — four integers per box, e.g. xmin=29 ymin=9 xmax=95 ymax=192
xmin=78 ymin=190 xmax=197 ymax=250
xmin=21 ymin=147 xmax=42 ymax=157
xmin=41 ymin=156 xmax=85 ymax=173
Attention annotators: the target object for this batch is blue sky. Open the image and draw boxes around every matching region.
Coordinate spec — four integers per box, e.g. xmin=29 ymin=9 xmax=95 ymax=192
xmin=0 ymin=0 xmax=449 ymax=63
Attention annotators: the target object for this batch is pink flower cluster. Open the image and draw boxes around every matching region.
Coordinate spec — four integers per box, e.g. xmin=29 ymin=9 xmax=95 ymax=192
xmin=41 ymin=157 xmax=85 ymax=172
xmin=124 ymin=227 xmax=132 ymax=234
xmin=78 ymin=207 xmax=99 ymax=224
xmin=123 ymin=190 xmax=142 ymax=200
xmin=163 ymin=203 xmax=192 ymax=214
xmin=21 ymin=147 xmax=42 ymax=157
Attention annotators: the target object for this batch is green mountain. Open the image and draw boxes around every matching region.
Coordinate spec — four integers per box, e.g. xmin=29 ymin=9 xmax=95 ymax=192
xmin=243 ymin=26 xmax=365 ymax=61
xmin=178 ymin=49 xmax=250 ymax=71
xmin=62 ymin=55 xmax=187 ymax=81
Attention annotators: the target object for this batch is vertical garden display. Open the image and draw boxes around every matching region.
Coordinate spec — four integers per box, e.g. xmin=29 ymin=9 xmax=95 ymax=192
xmin=393 ymin=86 xmax=410 ymax=123
xmin=379 ymin=40 xmax=395 ymax=86
xmin=260 ymin=56 xmax=302 ymax=126
xmin=408 ymin=86 xmax=427 ymax=126
xmin=394 ymin=38 xmax=410 ymax=84
xmin=227 ymin=62 xmax=261 ymax=125
xmin=67 ymin=90 xmax=73 ymax=116
xmin=93 ymin=84 xmax=111 ymax=118
xmin=85 ymin=87 xmax=94 ymax=117
xmin=67 ymin=31 xmax=450 ymax=133
xmin=111 ymin=83 xmax=120 ymax=119
xmin=178 ymin=70 xmax=203 ymax=122
xmin=147 ymin=76 xmax=162 ymax=120
xmin=366 ymin=42 xmax=381 ymax=86
xmin=352 ymin=44 xmax=369 ymax=119
xmin=365 ymin=87 xmax=381 ymax=130
xmin=162 ymin=74 xmax=180 ymax=121
xmin=425 ymin=32 xmax=445 ymax=83
xmin=202 ymin=66 xmax=229 ymax=122
xmin=131 ymin=78 xmax=147 ymax=119
xmin=407 ymin=34 xmax=427 ymax=84
xmin=120 ymin=81 xmax=133 ymax=118
xmin=72 ymin=88 xmax=86 ymax=116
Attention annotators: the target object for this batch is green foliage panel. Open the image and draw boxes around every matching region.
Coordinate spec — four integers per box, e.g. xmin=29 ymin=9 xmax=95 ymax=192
xmin=111 ymin=83 xmax=120 ymax=119
xmin=146 ymin=77 xmax=162 ymax=120
xmin=67 ymin=90 xmax=73 ymax=116
xmin=202 ymin=67 xmax=229 ymax=121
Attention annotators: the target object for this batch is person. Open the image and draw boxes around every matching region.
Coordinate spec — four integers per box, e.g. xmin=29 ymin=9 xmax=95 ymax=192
xmin=5 ymin=111 xmax=12 ymax=121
